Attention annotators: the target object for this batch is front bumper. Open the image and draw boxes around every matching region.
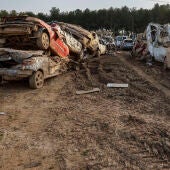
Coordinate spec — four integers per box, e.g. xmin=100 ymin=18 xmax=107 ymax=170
xmin=0 ymin=68 xmax=33 ymax=80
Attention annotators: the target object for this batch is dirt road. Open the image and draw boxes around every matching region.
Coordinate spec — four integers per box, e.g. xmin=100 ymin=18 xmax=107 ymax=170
xmin=0 ymin=52 xmax=170 ymax=170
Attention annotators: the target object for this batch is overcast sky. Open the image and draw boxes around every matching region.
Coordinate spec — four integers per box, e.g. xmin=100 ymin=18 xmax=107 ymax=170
xmin=0 ymin=0 xmax=170 ymax=13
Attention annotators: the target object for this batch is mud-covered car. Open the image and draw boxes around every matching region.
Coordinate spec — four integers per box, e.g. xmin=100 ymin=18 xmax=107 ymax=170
xmin=57 ymin=22 xmax=101 ymax=56
xmin=0 ymin=16 xmax=69 ymax=57
xmin=0 ymin=48 xmax=68 ymax=89
xmin=146 ymin=23 xmax=170 ymax=69
xmin=132 ymin=23 xmax=170 ymax=69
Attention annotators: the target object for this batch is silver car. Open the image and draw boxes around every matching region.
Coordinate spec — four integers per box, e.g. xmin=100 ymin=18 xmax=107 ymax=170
xmin=0 ymin=48 xmax=68 ymax=89
xmin=120 ymin=39 xmax=134 ymax=50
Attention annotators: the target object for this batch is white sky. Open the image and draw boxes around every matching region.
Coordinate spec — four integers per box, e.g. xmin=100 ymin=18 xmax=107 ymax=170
xmin=0 ymin=0 xmax=170 ymax=13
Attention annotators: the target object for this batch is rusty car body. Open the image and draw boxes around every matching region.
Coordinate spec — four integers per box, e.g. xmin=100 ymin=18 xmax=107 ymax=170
xmin=57 ymin=22 xmax=101 ymax=56
xmin=0 ymin=48 xmax=68 ymax=88
xmin=132 ymin=23 xmax=170 ymax=69
xmin=0 ymin=16 xmax=69 ymax=57
xmin=0 ymin=16 xmax=103 ymax=88
xmin=0 ymin=16 xmax=102 ymax=58
xmin=146 ymin=23 xmax=170 ymax=69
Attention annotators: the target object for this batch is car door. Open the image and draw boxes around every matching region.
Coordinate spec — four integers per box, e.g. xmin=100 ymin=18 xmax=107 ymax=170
xmin=153 ymin=46 xmax=166 ymax=62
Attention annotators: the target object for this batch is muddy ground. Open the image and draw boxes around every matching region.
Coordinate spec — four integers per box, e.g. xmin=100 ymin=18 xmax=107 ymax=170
xmin=0 ymin=51 xmax=170 ymax=170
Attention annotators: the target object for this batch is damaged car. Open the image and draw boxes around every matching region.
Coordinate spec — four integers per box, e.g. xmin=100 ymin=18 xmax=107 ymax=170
xmin=146 ymin=23 xmax=170 ymax=69
xmin=0 ymin=16 xmax=103 ymax=88
xmin=0 ymin=16 xmax=70 ymax=57
xmin=0 ymin=48 xmax=69 ymax=89
xmin=132 ymin=23 xmax=170 ymax=69
xmin=0 ymin=16 xmax=102 ymax=59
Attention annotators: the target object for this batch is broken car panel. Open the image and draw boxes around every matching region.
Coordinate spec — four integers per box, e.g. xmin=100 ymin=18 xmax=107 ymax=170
xmin=132 ymin=23 xmax=170 ymax=69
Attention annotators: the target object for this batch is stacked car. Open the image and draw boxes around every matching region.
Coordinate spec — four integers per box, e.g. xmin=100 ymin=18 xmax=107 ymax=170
xmin=0 ymin=16 xmax=105 ymax=88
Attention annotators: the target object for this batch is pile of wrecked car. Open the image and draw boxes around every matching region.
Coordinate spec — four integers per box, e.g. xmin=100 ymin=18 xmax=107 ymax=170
xmin=132 ymin=23 xmax=170 ymax=69
xmin=0 ymin=16 xmax=106 ymax=88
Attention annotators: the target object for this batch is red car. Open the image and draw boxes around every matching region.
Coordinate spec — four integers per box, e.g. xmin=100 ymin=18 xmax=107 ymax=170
xmin=0 ymin=16 xmax=69 ymax=58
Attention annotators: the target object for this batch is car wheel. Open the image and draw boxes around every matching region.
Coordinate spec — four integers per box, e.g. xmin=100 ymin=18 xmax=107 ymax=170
xmin=37 ymin=32 xmax=50 ymax=50
xmin=29 ymin=71 xmax=44 ymax=89
xmin=163 ymin=57 xmax=168 ymax=70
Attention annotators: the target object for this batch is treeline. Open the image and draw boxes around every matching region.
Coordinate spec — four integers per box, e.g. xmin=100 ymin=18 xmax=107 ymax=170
xmin=0 ymin=3 xmax=170 ymax=34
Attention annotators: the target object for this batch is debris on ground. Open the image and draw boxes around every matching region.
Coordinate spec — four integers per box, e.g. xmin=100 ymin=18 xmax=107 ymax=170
xmin=107 ymin=83 xmax=129 ymax=88
xmin=0 ymin=112 xmax=6 ymax=115
xmin=76 ymin=88 xmax=100 ymax=95
xmin=23 ymin=162 xmax=41 ymax=169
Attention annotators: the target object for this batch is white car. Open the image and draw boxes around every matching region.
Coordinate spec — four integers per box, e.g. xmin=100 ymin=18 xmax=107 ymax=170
xmin=146 ymin=23 xmax=170 ymax=69
xmin=120 ymin=39 xmax=134 ymax=50
xmin=115 ymin=36 xmax=129 ymax=48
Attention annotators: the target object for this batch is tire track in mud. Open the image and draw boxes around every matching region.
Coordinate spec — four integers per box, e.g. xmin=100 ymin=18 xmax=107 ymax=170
xmin=104 ymin=54 xmax=170 ymax=169
xmin=42 ymin=54 xmax=170 ymax=169
xmin=0 ymin=53 xmax=169 ymax=170
xmin=85 ymin=54 xmax=170 ymax=169
xmin=118 ymin=52 xmax=170 ymax=98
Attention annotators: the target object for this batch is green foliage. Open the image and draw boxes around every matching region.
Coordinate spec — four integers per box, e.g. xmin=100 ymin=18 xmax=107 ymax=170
xmin=0 ymin=3 xmax=170 ymax=33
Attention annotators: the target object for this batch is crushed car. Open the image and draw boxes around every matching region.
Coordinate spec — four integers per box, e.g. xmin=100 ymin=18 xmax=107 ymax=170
xmin=0 ymin=16 xmax=102 ymax=58
xmin=132 ymin=23 xmax=170 ymax=69
xmin=102 ymin=36 xmax=116 ymax=53
xmin=0 ymin=16 xmax=70 ymax=57
xmin=56 ymin=22 xmax=102 ymax=57
xmin=0 ymin=16 xmax=103 ymax=88
xmin=0 ymin=48 xmax=69 ymax=88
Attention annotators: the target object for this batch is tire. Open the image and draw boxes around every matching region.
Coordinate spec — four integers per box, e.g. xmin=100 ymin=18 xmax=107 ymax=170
xmin=36 ymin=32 xmax=50 ymax=50
xmin=29 ymin=71 xmax=44 ymax=89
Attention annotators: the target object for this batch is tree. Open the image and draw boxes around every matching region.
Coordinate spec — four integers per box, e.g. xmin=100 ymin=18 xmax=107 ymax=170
xmin=0 ymin=10 xmax=8 ymax=18
xmin=1 ymin=3 xmax=170 ymax=33
xmin=50 ymin=7 xmax=60 ymax=21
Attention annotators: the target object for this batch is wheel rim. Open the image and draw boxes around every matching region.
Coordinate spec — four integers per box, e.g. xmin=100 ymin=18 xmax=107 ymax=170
xmin=42 ymin=33 xmax=49 ymax=49
xmin=35 ymin=72 xmax=44 ymax=88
